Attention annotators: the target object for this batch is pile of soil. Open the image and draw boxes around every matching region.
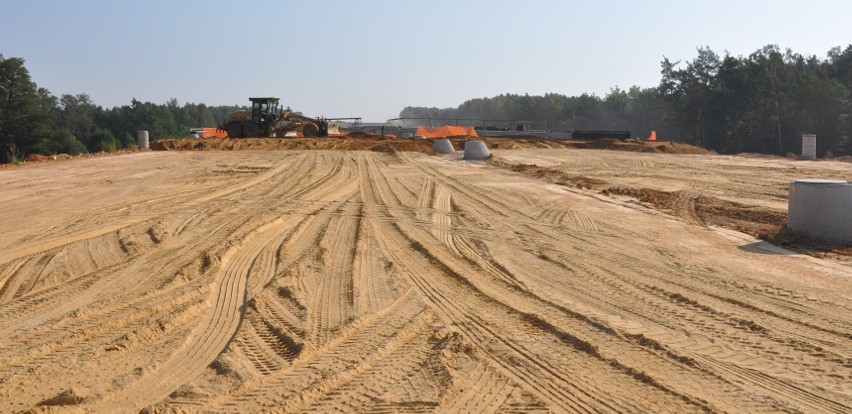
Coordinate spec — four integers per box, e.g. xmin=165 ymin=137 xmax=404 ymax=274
xmin=0 ymin=136 xmax=712 ymax=169
xmin=150 ymin=137 xmax=437 ymax=153
xmin=482 ymin=137 xmax=711 ymax=155
xmin=150 ymin=136 xmax=713 ymax=155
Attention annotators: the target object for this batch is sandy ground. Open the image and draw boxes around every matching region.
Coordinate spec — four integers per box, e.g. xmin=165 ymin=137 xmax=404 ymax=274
xmin=494 ymin=149 xmax=851 ymax=210
xmin=0 ymin=148 xmax=850 ymax=413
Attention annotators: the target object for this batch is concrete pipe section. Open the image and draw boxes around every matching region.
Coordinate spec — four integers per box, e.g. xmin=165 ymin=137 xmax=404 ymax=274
xmin=432 ymin=138 xmax=455 ymax=154
xmin=801 ymin=134 xmax=816 ymax=159
xmin=137 ymin=131 xmax=149 ymax=149
xmin=463 ymin=140 xmax=491 ymax=160
xmin=788 ymin=179 xmax=852 ymax=243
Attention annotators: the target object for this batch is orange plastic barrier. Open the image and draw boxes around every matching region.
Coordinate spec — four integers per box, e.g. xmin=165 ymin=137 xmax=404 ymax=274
xmin=647 ymin=130 xmax=657 ymax=141
xmin=199 ymin=128 xmax=228 ymax=138
xmin=414 ymin=126 xmax=478 ymax=139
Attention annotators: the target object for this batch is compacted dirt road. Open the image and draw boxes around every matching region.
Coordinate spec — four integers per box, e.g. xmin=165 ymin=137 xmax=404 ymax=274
xmin=0 ymin=149 xmax=849 ymax=413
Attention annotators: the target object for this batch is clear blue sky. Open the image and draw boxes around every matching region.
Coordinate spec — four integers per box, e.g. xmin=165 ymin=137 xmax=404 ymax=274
xmin=2 ymin=0 xmax=851 ymax=121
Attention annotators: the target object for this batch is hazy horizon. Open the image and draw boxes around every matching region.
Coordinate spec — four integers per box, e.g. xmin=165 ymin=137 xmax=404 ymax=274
xmin=3 ymin=0 xmax=851 ymax=122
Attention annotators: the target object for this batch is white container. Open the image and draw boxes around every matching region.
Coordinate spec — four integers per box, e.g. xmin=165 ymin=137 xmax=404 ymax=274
xmin=802 ymin=134 xmax=816 ymax=159
xmin=463 ymin=140 xmax=490 ymax=160
xmin=432 ymin=138 xmax=455 ymax=154
xmin=788 ymin=179 xmax=852 ymax=243
xmin=137 ymin=131 xmax=149 ymax=149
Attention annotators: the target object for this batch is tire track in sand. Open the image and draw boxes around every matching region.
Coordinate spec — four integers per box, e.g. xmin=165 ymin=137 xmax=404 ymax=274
xmin=86 ymin=216 xmax=298 ymax=413
xmin=359 ymin=153 xmax=708 ymax=413
xmin=0 ymin=153 xmax=305 ymax=267
xmin=411 ymin=154 xmax=851 ymax=412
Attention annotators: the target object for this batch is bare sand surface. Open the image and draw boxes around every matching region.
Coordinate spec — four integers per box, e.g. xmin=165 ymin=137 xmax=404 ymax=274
xmin=0 ymin=149 xmax=850 ymax=413
xmin=495 ymin=149 xmax=851 ymax=210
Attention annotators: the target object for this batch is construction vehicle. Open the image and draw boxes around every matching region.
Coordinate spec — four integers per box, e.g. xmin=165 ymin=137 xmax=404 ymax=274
xmin=220 ymin=97 xmax=342 ymax=138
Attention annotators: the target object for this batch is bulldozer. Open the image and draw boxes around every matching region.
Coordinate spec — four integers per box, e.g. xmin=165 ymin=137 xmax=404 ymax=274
xmin=220 ymin=97 xmax=341 ymax=138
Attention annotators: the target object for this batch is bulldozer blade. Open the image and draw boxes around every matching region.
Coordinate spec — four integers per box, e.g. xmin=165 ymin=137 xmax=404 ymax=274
xmin=326 ymin=122 xmax=342 ymax=136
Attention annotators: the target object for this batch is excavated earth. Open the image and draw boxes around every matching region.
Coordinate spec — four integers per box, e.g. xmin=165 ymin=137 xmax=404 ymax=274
xmin=148 ymin=136 xmax=712 ymax=155
xmin=0 ymin=142 xmax=850 ymax=413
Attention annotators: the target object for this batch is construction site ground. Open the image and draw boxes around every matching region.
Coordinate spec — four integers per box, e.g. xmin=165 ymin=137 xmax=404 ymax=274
xmin=0 ymin=139 xmax=850 ymax=413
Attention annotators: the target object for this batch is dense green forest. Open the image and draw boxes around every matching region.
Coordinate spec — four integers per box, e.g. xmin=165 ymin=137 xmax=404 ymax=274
xmin=0 ymin=53 xmax=240 ymax=163
xmin=3 ymin=45 xmax=852 ymax=163
xmin=402 ymin=45 xmax=852 ymax=156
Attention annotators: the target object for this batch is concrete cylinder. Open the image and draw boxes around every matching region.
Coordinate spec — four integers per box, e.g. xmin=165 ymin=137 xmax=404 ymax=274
xmin=802 ymin=134 xmax=816 ymax=159
xmin=788 ymin=179 xmax=852 ymax=243
xmin=463 ymin=140 xmax=491 ymax=160
xmin=433 ymin=138 xmax=455 ymax=154
xmin=137 ymin=131 xmax=149 ymax=149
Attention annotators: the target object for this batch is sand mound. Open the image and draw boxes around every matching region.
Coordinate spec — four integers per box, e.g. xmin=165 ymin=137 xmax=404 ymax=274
xmin=0 ymin=137 xmax=711 ymax=171
xmin=482 ymin=137 xmax=711 ymax=154
xmin=149 ymin=136 xmax=712 ymax=155
xmin=150 ymin=137 xmax=436 ymax=153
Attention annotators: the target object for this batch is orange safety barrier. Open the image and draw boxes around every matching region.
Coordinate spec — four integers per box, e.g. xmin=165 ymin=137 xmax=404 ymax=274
xmin=414 ymin=125 xmax=478 ymax=139
xmin=196 ymin=127 xmax=228 ymax=138
xmin=647 ymin=130 xmax=657 ymax=141
xmin=194 ymin=126 xmax=348 ymax=138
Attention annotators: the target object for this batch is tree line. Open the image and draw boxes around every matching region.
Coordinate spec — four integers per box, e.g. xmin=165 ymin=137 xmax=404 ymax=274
xmin=401 ymin=44 xmax=852 ymax=156
xmin=4 ymin=45 xmax=852 ymax=163
xmin=1 ymin=54 xmax=240 ymax=163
